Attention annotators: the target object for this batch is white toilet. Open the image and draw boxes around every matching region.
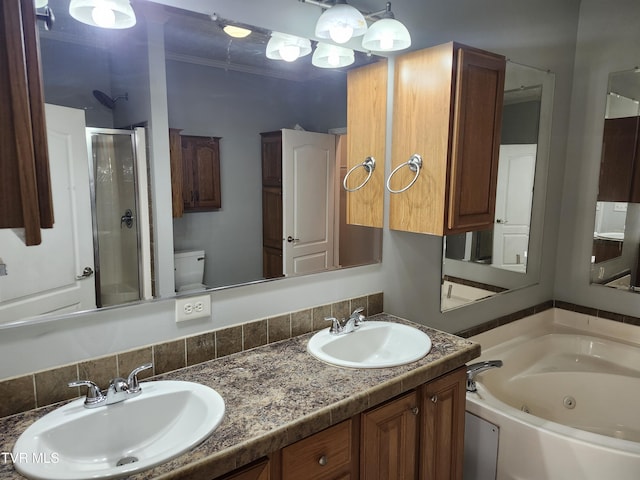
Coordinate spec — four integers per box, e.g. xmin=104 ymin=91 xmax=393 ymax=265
xmin=174 ymin=250 xmax=206 ymax=292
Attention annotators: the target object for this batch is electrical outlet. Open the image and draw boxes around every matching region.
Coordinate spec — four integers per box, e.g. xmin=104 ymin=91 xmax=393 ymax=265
xmin=175 ymin=295 xmax=211 ymax=322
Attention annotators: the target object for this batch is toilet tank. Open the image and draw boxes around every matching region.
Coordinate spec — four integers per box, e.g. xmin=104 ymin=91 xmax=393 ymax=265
xmin=174 ymin=250 xmax=205 ymax=290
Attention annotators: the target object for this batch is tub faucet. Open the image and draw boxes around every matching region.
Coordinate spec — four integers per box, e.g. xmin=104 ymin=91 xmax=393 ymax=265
xmin=68 ymin=363 xmax=153 ymax=408
xmin=466 ymin=360 xmax=503 ymax=392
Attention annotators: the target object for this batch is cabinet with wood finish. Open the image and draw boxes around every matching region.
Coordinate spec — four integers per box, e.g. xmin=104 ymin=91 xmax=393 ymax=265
xmin=598 ymin=116 xmax=640 ymax=203
xmin=345 ymin=60 xmax=387 ymax=228
xmin=261 ymin=131 xmax=284 ymax=279
xmin=0 ymin=0 xmax=53 ymax=245
xmin=390 ymin=42 xmax=506 ymax=236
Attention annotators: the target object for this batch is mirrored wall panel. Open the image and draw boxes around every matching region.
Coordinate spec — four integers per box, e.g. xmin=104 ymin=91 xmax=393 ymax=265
xmin=441 ymin=62 xmax=555 ymax=311
xmin=0 ymin=0 xmax=383 ymax=326
xmin=590 ymin=68 xmax=640 ymax=292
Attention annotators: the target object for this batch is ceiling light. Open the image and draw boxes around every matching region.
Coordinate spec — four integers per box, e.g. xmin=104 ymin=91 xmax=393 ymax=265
xmin=266 ymin=32 xmax=312 ymax=62
xmin=315 ymin=0 xmax=367 ymax=44
xmin=362 ymin=3 xmax=411 ymax=52
xmin=68 ymin=0 xmax=136 ymax=29
xmin=312 ymin=42 xmax=354 ymax=68
xmin=223 ymin=25 xmax=252 ymax=38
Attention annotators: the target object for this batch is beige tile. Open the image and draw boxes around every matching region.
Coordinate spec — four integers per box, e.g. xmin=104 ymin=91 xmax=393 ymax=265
xmin=368 ymin=292 xmax=384 ymax=315
xmin=350 ymin=296 xmax=369 ymax=317
xmin=186 ymin=332 xmax=216 ymax=366
xmin=216 ymin=326 xmax=243 ymax=358
xmin=0 ymin=375 xmax=35 ymax=418
xmin=78 ymin=356 xmax=117 ymax=391
xmin=291 ymin=309 xmax=313 ymax=337
xmin=154 ymin=340 xmax=186 ymax=375
xmin=268 ymin=315 xmax=290 ymax=343
xmin=331 ymin=300 xmax=350 ymax=321
xmin=117 ymin=347 xmax=153 ymax=380
xmin=312 ymin=304 xmax=332 ymax=331
xmin=243 ymin=319 xmax=267 ymax=350
xmin=35 ymin=364 xmax=78 ymax=407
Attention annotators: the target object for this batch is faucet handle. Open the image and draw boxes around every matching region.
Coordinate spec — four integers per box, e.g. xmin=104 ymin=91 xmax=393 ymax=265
xmin=324 ymin=317 xmax=342 ymax=334
xmin=350 ymin=306 xmax=366 ymax=326
xmin=68 ymin=380 xmax=105 ymax=407
xmin=127 ymin=363 xmax=153 ymax=394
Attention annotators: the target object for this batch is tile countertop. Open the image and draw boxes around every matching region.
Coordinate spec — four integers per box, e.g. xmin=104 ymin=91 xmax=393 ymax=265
xmin=0 ymin=314 xmax=480 ymax=480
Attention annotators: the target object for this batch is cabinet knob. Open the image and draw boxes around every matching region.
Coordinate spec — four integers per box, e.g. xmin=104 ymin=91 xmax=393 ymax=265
xmin=318 ymin=455 xmax=328 ymax=466
xmin=431 ymin=395 xmax=438 ymax=403
xmin=411 ymin=407 xmax=419 ymax=416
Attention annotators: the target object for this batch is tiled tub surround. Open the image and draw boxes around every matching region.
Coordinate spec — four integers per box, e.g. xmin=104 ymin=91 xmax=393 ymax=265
xmin=0 ymin=293 xmax=383 ymax=419
xmin=466 ymin=308 xmax=640 ymax=480
xmin=0 ymin=313 xmax=479 ymax=480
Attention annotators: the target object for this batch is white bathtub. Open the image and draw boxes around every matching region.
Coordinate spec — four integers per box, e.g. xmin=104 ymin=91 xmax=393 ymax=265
xmin=466 ymin=308 xmax=640 ymax=480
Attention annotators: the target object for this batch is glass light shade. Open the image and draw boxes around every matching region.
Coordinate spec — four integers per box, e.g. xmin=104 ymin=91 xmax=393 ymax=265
xmin=312 ymin=43 xmax=354 ymax=68
xmin=34 ymin=0 xmax=48 ymax=8
xmin=223 ymin=25 xmax=252 ymax=39
xmin=315 ymin=3 xmax=367 ymax=44
xmin=266 ymin=32 xmax=312 ymax=62
xmin=362 ymin=18 xmax=411 ymax=51
xmin=69 ymin=0 xmax=136 ymax=29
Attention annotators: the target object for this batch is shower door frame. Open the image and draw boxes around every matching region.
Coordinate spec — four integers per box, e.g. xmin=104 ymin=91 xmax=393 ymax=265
xmin=85 ymin=127 xmax=148 ymax=308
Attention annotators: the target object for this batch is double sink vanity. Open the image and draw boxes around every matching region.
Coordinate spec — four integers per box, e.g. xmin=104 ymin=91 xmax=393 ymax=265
xmin=0 ymin=314 xmax=479 ymax=480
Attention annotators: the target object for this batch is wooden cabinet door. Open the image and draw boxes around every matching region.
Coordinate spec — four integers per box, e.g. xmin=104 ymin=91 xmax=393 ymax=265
xmin=181 ymin=135 xmax=221 ymax=211
xmin=420 ymin=367 xmax=466 ymax=480
xmin=599 ymin=116 xmax=639 ymax=202
xmin=0 ymin=0 xmax=53 ymax=245
xmin=361 ymin=390 xmax=419 ymax=480
xmin=169 ymin=128 xmax=184 ymax=217
xmin=261 ymin=131 xmax=283 ymax=187
xmin=346 ymin=60 xmax=387 ymax=228
xmin=280 ymin=419 xmax=358 ymax=480
xmin=215 ymin=458 xmax=270 ymax=480
xmin=447 ymin=46 xmax=505 ymax=233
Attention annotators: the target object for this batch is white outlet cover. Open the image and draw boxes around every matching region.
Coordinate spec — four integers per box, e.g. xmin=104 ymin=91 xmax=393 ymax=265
xmin=175 ymin=295 xmax=211 ymax=322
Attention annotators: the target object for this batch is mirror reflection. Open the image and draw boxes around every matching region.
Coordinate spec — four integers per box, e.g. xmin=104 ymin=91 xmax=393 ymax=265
xmin=441 ymin=62 xmax=555 ymax=311
xmin=0 ymin=0 xmax=383 ymax=325
xmin=590 ymin=68 xmax=640 ymax=291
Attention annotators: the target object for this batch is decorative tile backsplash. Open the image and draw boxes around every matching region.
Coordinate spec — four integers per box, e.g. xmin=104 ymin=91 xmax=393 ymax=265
xmin=0 ymin=293 xmax=383 ymax=418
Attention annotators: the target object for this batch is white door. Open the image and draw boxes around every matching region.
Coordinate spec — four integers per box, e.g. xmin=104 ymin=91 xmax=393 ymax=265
xmin=492 ymin=144 xmax=537 ymax=272
xmin=282 ymin=129 xmax=336 ymax=276
xmin=0 ymin=104 xmax=95 ymax=323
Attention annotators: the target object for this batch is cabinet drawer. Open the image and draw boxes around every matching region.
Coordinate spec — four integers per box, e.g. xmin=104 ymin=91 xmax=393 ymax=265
xmin=282 ymin=419 xmax=354 ymax=479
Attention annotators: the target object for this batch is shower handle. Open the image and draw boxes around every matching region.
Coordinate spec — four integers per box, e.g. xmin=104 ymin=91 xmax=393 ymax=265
xmin=121 ymin=209 xmax=135 ymax=229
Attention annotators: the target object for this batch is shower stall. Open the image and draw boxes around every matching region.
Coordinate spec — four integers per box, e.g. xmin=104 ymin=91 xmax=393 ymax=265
xmin=86 ymin=127 xmax=152 ymax=307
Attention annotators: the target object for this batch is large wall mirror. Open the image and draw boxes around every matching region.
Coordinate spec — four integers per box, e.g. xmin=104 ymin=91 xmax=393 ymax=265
xmin=441 ymin=62 xmax=555 ymax=311
xmin=0 ymin=0 xmax=383 ymax=325
xmin=590 ymin=68 xmax=640 ymax=291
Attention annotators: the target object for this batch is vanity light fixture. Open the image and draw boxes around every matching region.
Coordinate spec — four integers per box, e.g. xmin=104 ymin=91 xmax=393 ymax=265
xmin=312 ymin=42 xmax=354 ymax=68
xmin=302 ymin=0 xmax=411 ymax=52
xmin=68 ymin=0 xmax=136 ymax=29
xmin=362 ymin=2 xmax=411 ymax=52
xmin=314 ymin=0 xmax=367 ymax=44
xmin=223 ymin=25 xmax=252 ymax=38
xmin=266 ymin=32 xmax=312 ymax=62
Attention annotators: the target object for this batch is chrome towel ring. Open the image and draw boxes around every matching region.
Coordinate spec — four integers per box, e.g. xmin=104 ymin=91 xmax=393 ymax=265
xmin=343 ymin=157 xmax=376 ymax=192
xmin=386 ymin=154 xmax=423 ymax=194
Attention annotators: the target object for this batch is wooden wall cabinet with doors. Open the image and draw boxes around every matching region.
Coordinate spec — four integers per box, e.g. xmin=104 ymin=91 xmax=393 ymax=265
xmin=344 ymin=60 xmax=387 ymax=228
xmin=597 ymin=116 xmax=640 ymax=203
xmin=170 ymin=129 xmax=222 ymax=217
xmin=0 ymin=0 xmax=54 ymax=245
xmin=213 ymin=367 xmax=467 ymax=480
xmin=390 ymin=42 xmax=506 ymax=236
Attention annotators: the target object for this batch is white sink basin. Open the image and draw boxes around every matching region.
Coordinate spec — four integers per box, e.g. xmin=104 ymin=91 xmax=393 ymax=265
xmin=13 ymin=380 xmax=225 ymax=480
xmin=307 ymin=321 xmax=432 ymax=368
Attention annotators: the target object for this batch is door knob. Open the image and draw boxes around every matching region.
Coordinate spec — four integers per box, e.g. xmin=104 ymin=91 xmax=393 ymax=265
xmin=286 ymin=236 xmax=300 ymax=243
xmin=76 ymin=267 xmax=94 ymax=280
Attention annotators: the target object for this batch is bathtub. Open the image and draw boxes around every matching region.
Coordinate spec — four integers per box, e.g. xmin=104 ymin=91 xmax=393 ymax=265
xmin=465 ymin=308 xmax=640 ymax=480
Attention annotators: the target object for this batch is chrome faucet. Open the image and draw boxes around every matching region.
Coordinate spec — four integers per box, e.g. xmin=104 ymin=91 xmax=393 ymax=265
xmin=69 ymin=363 xmax=153 ymax=408
xmin=325 ymin=307 xmax=367 ymax=335
xmin=466 ymin=360 xmax=503 ymax=392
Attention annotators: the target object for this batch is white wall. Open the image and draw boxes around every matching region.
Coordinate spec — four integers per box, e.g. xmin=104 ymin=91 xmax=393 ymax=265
xmin=0 ymin=0 xmax=585 ymax=379
xmin=555 ymin=0 xmax=640 ymax=313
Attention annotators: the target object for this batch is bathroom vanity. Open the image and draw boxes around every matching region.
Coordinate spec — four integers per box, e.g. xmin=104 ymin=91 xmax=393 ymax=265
xmin=0 ymin=314 xmax=479 ymax=480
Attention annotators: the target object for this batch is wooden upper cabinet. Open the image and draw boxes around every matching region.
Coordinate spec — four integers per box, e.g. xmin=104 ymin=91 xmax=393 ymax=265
xmin=170 ymin=131 xmax=222 ymax=216
xmin=345 ymin=60 xmax=387 ymax=228
xmin=390 ymin=42 xmax=506 ymax=236
xmin=598 ymin=116 xmax=639 ymax=202
xmin=0 ymin=0 xmax=53 ymax=245
xmin=261 ymin=131 xmax=283 ymax=188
